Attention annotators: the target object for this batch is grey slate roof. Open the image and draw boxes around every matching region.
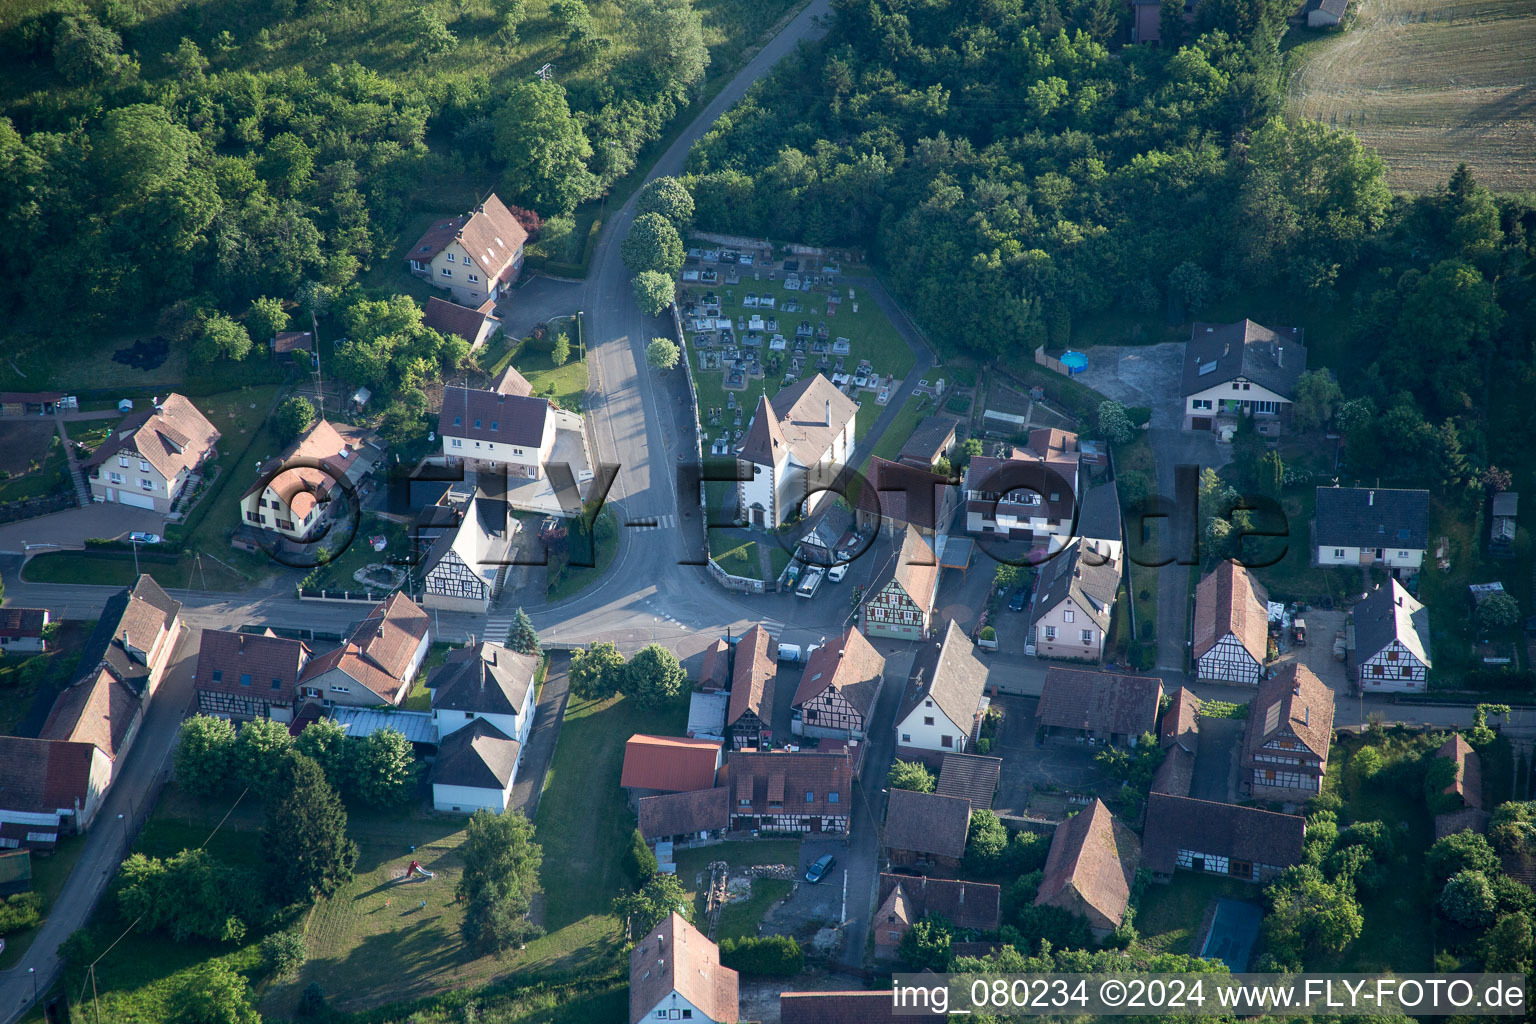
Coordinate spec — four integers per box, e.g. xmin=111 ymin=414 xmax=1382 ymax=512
xmin=1352 ymin=579 xmax=1432 ymax=667
xmin=901 ymin=620 xmax=989 ymax=734
xmin=431 ymin=718 xmax=519 ymax=790
xmin=1075 ymin=482 xmax=1122 ymax=547
xmin=1182 ymin=320 xmax=1307 ymax=398
xmin=1031 ymin=540 xmax=1120 ymax=632
xmin=1315 ymin=486 xmax=1430 ymax=550
xmin=429 ymin=641 xmax=537 ymax=715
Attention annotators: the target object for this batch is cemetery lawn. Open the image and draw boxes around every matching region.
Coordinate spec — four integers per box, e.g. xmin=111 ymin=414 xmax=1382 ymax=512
xmin=682 ymin=267 xmax=917 ymax=453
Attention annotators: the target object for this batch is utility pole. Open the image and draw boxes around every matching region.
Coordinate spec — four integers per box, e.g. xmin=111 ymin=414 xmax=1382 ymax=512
xmin=311 ymin=309 xmax=325 ymax=417
xmin=131 ymin=536 xmax=140 ymax=577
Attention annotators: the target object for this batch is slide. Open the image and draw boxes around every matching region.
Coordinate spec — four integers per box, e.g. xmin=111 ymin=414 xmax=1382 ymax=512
xmin=406 ymin=859 xmax=435 ymax=879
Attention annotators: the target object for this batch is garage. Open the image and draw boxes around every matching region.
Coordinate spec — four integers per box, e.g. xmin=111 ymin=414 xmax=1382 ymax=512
xmin=1191 ymin=417 xmax=1212 ymax=430
xmin=116 ymin=491 xmax=156 ymax=510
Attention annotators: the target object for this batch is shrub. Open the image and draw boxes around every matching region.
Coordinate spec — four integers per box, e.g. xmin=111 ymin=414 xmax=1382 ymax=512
xmin=719 ymin=934 xmax=803 ymax=976
xmin=260 ymin=930 xmax=308 ymax=979
xmin=0 ymin=892 xmax=44 ymax=936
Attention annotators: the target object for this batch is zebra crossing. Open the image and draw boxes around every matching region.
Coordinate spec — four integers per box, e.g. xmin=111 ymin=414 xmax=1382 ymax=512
xmin=483 ymin=613 xmax=514 ymax=645
xmin=624 ymin=513 xmax=678 ymax=533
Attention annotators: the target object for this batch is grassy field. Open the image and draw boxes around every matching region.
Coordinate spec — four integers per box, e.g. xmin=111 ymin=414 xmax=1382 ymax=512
xmin=1133 ymin=872 xmax=1255 ymax=958
xmin=488 ymin=318 xmax=592 ymax=413
xmin=22 ymin=549 xmax=250 ymax=591
xmin=1285 ymin=0 xmax=1536 ymax=192
xmin=302 ymin=512 xmax=413 ymax=593
xmin=709 ymin=533 xmax=763 ymax=579
xmin=685 ymin=272 xmax=917 ymax=454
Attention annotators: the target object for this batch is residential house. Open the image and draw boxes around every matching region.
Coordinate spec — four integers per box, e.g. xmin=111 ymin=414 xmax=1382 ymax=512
xmin=894 ymin=620 xmax=989 ymax=765
xmin=726 ymin=625 xmax=775 ymax=749
xmin=628 ymin=912 xmax=739 ymax=1024
xmin=864 ymin=525 xmax=941 ymax=641
xmin=1491 ymin=492 xmax=1518 ymax=557
xmin=792 ymin=627 xmax=885 ymax=741
xmin=853 ymin=457 xmax=958 ymax=539
xmin=420 ymin=491 xmax=514 ymax=613
xmin=729 ymin=749 xmax=852 ymax=834
xmin=1035 ymin=799 xmax=1141 ymax=939
xmin=780 ymin=992 xmax=902 ymax=1024
xmin=85 ymin=394 xmax=220 ymax=513
xmin=963 ymin=431 xmax=1083 ymax=541
xmin=429 ymin=641 xmax=537 ymax=747
xmin=1142 ymin=793 xmax=1306 ymax=883
xmin=67 ymin=575 xmax=182 ymax=705
xmin=1029 ymin=540 xmax=1119 ymax=662
xmin=194 ymin=628 xmax=310 ymax=722
xmin=1160 ymin=687 xmax=1201 ymax=751
xmin=422 ymin=295 xmax=499 ymax=350
xmin=936 ymin=753 xmax=1002 ymax=810
xmin=1057 ymin=481 xmax=1123 ymax=567
xmin=1314 ymin=486 xmax=1429 ymax=572
xmin=1193 ymin=561 xmax=1269 ymax=685
xmin=239 ymin=420 xmax=382 ymax=542
xmin=438 ymin=387 xmax=555 ymax=479
xmin=1351 ymin=579 xmax=1432 ymax=692
xmin=638 ymin=788 xmax=730 ymax=848
xmin=882 ymin=788 xmax=971 ymax=877
xmin=430 ymin=718 xmax=521 ymax=813
xmin=297 ymin=593 xmax=431 ymax=707
xmin=271 ymin=331 xmax=314 ymax=362
xmin=898 ymin=417 xmax=960 ymax=471
xmin=405 ymin=193 xmax=529 ymax=309
xmin=0 ymin=737 xmax=105 ymax=850
xmin=1305 ymin=0 xmax=1350 ymax=25
xmin=621 ymin=735 xmax=723 ymax=804
xmin=1182 ymin=320 xmax=1307 ymax=435
xmin=1241 ymin=663 xmax=1334 ymax=802
xmin=736 ymin=375 xmax=859 ymax=530
xmin=873 ymin=873 xmax=1001 ymax=951
xmin=1037 ymin=667 xmax=1162 ymax=747
xmin=0 ymin=608 xmax=49 ymax=653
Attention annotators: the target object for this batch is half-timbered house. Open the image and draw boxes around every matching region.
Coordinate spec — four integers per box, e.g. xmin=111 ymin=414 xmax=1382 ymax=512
xmin=1037 ymin=667 xmax=1161 ymax=747
xmin=726 ymin=625 xmax=775 ymax=749
xmin=1192 ymin=561 xmax=1269 ymax=685
xmin=792 ymin=627 xmax=885 ymax=741
xmin=1241 ymin=663 xmax=1334 ymax=803
xmin=421 ymin=492 xmax=514 ymax=613
xmin=194 ymin=628 xmax=310 ymax=722
xmin=874 ymin=873 xmax=1000 ymax=951
xmin=864 ymin=525 xmax=941 ymax=641
xmin=729 ymin=749 xmax=852 ymax=834
xmin=1142 ymin=793 xmax=1305 ymax=883
xmin=1351 ymin=579 xmax=1432 ymax=692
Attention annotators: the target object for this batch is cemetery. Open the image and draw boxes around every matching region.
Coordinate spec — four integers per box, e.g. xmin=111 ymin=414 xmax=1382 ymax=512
xmin=678 ymin=243 xmax=917 ymax=456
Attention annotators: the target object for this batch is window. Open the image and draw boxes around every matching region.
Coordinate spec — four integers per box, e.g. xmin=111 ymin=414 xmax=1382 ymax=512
xmin=901 ymin=733 xmax=911 ymax=742
xmin=468 ymin=273 xmax=480 ymax=283
xmin=682 ymin=1013 xmax=692 ymax=1021
xmin=1242 ymin=382 xmax=1250 ymax=390
xmin=923 ymin=716 xmax=934 ymax=726
xmin=1192 ymin=399 xmax=1212 ymax=411
xmin=513 ymin=447 xmax=524 ymax=456
xmin=941 ymin=735 xmax=953 ymax=748
xmin=1232 ymin=383 xmax=1241 ymax=391
xmin=239 ymin=673 xmax=251 ymax=687
xmin=474 ymin=419 xmax=482 ymax=428
xmin=828 ymin=792 xmax=839 ymax=803
xmin=1081 ymin=629 xmax=1094 ymax=644
xmin=211 ymin=670 xmax=223 ymax=683
xmin=1332 ymin=548 xmax=1345 ymax=558
xmin=1044 ymin=626 xmax=1057 ymax=640
xmin=441 ymin=268 xmax=452 ymax=277
xmin=1255 ymin=400 xmax=1278 ymax=414
xmin=109 ymin=472 xmax=122 ymax=484
xmin=140 ymin=479 xmax=154 ymax=490
xmin=1063 ymin=609 xmax=1075 ymax=623
xmin=739 ymin=798 xmax=751 ymax=807
xmin=118 ymin=455 xmax=129 ymax=467
xmin=445 ymin=253 xmax=455 ymax=263
xmin=924 ymin=699 xmax=933 ymax=708
xmin=1398 ymin=550 xmax=1410 ymax=558
xmin=490 ymin=421 xmax=498 ymax=431
xmin=451 ymin=438 xmax=463 ymax=448
xmin=140 ymin=459 xmax=151 ymax=472
xmin=805 ymin=791 xmax=814 ymax=803
xmin=271 ymin=678 xmax=283 ymax=691
xmin=332 ymin=685 xmax=351 ymax=694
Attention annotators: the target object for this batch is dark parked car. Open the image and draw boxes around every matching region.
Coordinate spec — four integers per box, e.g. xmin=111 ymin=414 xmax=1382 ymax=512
xmin=1008 ymin=588 xmax=1028 ymax=612
xmin=805 ymin=853 xmax=836 ymax=884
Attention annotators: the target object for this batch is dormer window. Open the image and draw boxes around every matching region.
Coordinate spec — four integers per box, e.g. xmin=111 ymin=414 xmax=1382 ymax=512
xmin=239 ymin=673 xmax=251 ymax=687
xmin=453 ymin=417 xmax=461 ymax=426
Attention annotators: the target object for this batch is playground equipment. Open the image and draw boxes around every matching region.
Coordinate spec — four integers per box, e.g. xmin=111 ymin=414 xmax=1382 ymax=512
xmin=406 ymin=860 xmax=435 ymax=880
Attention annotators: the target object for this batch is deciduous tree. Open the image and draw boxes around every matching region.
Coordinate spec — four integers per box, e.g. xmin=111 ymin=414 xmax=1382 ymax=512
xmin=632 ymin=271 xmax=675 ymax=316
xmin=273 ymin=396 xmax=316 ymax=444
xmin=1292 ymin=370 xmax=1343 ymax=432
xmin=492 ymin=81 xmax=595 ymax=214
xmin=569 ymin=640 xmax=625 ymax=701
xmin=348 ymin=729 xmax=417 ymax=807
xmin=247 ymin=296 xmax=288 ymax=343
xmin=175 ymin=715 xmax=236 ymax=797
xmin=635 ymin=176 xmax=695 ymax=229
xmin=194 ymin=314 xmax=253 ymax=363
xmin=234 ymin=717 xmax=295 ymax=799
xmin=458 ymin=809 xmax=544 ymax=954
xmin=169 ymin=961 xmax=261 ymax=1024
xmin=646 ymin=336 xmax=680 ymax=370
xmin=621 ymin=643 xmax=685 ymax=710
xmin=612 ymin=872 xmax=691 ymax=939
xmin=887 ymin=759 xmax=935 ymax=793
xmin=622 ymin=212 xmax=685 ymax=276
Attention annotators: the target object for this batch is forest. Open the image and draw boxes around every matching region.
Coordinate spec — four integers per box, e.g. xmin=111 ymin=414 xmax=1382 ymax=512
xmin=684 ymin=0 xmax=1536 ymax=490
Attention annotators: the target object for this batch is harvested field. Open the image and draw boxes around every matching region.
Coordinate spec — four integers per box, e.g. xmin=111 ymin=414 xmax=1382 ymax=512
xmin=0 ymin=419 xmax=57 ymax=476
xmin=1287 ymin=0 xmax=1536 ymax=192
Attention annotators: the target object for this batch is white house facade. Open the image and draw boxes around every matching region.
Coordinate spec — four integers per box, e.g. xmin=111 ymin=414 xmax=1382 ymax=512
xmin=736 ymin=375 xmax=859 ymax=530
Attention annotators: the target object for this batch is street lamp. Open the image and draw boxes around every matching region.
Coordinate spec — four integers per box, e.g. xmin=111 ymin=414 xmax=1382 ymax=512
xmin=29 ymin=966 xmax=36 ymax=1001
xmin=118 ymin=813 xmax=127 ymax=843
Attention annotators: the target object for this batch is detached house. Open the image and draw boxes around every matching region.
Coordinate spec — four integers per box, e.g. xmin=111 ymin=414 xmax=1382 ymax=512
xmin=736 ymin=375 xmax=859 ymax=530
xmin=240 ymin=420 xmax=381 ymax=542
xmin=1060 ymin=481 xmax=1123 ymax=566
xmin=1029 ymin=540 xmax=1119 ymax=662
xmin=1351 ymin=579 xmax=1432 ymax=692
xmin=629 ymin=912 xmax=739 ymax=1024
xmin=895 ymin=621 xmax=989 ymax=764
xmin=194 ymin=628 xmax=310 ymax=722
xmin=405 ymin=193 xmax=528 ymax=310
xmin=963 ymin=430 xmax=1083 ymax=541
xmin=1182 ymin=320 xmax=1307 ymax=435
xmin=420 ymin=491 xmax=515 ymax=613
xmin=882 ymin=788 xmax=971 ymax=877
xmin=1143 ymin=793 xmax=1306 ymax=883
xmin=1036 ymin=799 xmax=1141 ymax=939
xmin=66 ymin=575 xmax=182 ymax=705
xmin=1037 ymin=668 xmax=1161 ymax=748
xmin=1241 ymin=663 xmax=1334 ymax=802
xmin=431 ymin=719 xmax=522 ymax=814
xmin=791 ymin=627 xmax=885 ymax=741
xmin=874 ymin=873 xmax=1000 ymax=951
xmin=438 ymin=387 xmax=555 ymax=479
xmin=864 ymin=525 xmax=941 ymax=641
xmin=1193 ymin=561 xmax=1269 ymax=685
xmin=86 ymin=394 xmax=220 ymax=513
xmin=0 ymin=608 xmax=49 ymax=653
xmin=298 ymin=593 xmax=431 ymax=707
xmin=428 ymin=641 xmax=537 ymax=747
xmin=1315 ymin=486 xmax=1429 ymax=572
xmin=729 ymin=749 xmax=851 ymax=834
xmin=725 ymin=625 xmax=775 ymax=750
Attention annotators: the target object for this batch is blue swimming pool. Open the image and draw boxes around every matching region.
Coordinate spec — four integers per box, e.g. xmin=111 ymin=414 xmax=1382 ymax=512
xmin=1061 ymin=350 xmax=1087 ymax=374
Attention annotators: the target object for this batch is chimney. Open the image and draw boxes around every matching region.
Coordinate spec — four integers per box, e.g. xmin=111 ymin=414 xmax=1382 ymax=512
xmin=1304 ymin=706 xmax=1310 ymax=726
xmin=1276 ymin=346 xmax=1284 ymax=367
xmin=1221 ymin=343 xmax=1229 ymax=357
xmin=825 ymin=399 xmax=831 ymax=425
xmin=1368 ymin=490 xmax=1375 ymax=506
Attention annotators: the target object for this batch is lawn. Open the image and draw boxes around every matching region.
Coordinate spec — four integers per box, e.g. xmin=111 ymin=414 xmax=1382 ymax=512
xmin=0 ymin=835 xmax=89 ymax=970
xmin=1246 ymin=483 xmax=1371 ymax=605
xmin=547 ymin=507 xmax=618 ymax=601
xmin=670 ymin=839 xmax=802 ymax=941
xmin=1285 ymin=0 xmax=1536 ymax=192
xmin=301 ymin=511 xmax=413 ymax=594
xmin=489 ymin=317 xmax=591 ymax=414
xmin=710 ymin=533 xmax=762 ymax=580
xmin=716 ymin=878 xmax=794 ymax=942
xmin=684 ymin=270 xmax=917 ymax=454
xmin=401 ymin=640 xmax=462 ymax=711
xmin=1132 ymin=872 xmax=1256 ymax=959
xmin=22 ymin=549 xmax=250 ymax=591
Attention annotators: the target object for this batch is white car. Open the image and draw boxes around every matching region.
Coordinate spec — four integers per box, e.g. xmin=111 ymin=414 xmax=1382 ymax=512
xmin=828 ymin=564 xmax=848 ymax=583
xmin=128 ymin=532 xmax=162 ymax=544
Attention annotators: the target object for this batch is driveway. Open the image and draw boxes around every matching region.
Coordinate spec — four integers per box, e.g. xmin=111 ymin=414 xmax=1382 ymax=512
xmin=1071 ymin=343 xmax=1186 ymax=430
xmin=990 ymin=695 xmax=1112 ymax=817
xmin=0 ymin=503 xmax=167 ymax=553
xmin=495 ymin=276 xmax=585 ymax=345
xmin=507 ymin=651 xmax=571 ymax=820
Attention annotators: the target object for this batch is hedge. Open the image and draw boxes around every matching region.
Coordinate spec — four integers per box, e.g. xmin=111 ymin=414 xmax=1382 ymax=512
xmin=719 ymin=935 xmax=803 ymax=976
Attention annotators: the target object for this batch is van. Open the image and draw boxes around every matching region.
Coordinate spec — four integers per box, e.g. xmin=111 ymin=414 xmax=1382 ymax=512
xmin=777 ymin=643 xmax=802 ymax=662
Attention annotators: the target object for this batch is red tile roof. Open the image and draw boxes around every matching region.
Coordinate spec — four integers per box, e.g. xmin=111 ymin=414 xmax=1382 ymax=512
xmin=39 ymin=666 xmax=143 ymax=760
xmin=1193 ymin=560 xmax=1269 ymax=663
xmin=629 ymin=912 xmax=738 ymax=1024
xmin=85 ymin=393 xmax=220 ymax=483
xmin=299 ymin=593 xmax=429 ymax=704
xmin=781 ymin=992 xmax=902 ymax=1024
xmin=0 ymin=736 xmax=97 ymax=815
xmin=1037 ymin=668 xmax=1162 ymax=739
xmin=729 ymin=749 xmax=851 ymax=818
xmin=621 ymin=735 xmax=722 ymax=792
xmin=1160 ymin=687 xmax=1200 ymax=750
xmin=422 ymin=296 xmax=496 ymax=344
xmin=726 ymin=625 xmax=775 ymax=727
xmin=1438 ymin=734 xmax=1482 ymax=809
xmin=1142 ymin=793 xmax=1306 ymax=875
xmin=1035 ymin=798 xmax=1139 ymax=931
xmin=883 ymin=788 xmax=971 ymax=860
xmin=876 ymin=873 xmax=1000 ymax=931
xmin=791 ymin=626 xmax=885 ymax=718
xmin=1243 ymin=662 xmax=1333 ymax=763
xmin=0 ymin=607 xmax=48 ymax=638
xmin=637 ymin=787 xmax=730 ymax=841
xmin=196 ymin=628 xmax=310 ymax=705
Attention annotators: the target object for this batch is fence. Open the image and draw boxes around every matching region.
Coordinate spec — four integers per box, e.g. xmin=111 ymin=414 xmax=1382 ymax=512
xmin=1034 ymin=344 xmax=1070 ymax=376
xmin=295 ymin=587 xmax=398 ymax=604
